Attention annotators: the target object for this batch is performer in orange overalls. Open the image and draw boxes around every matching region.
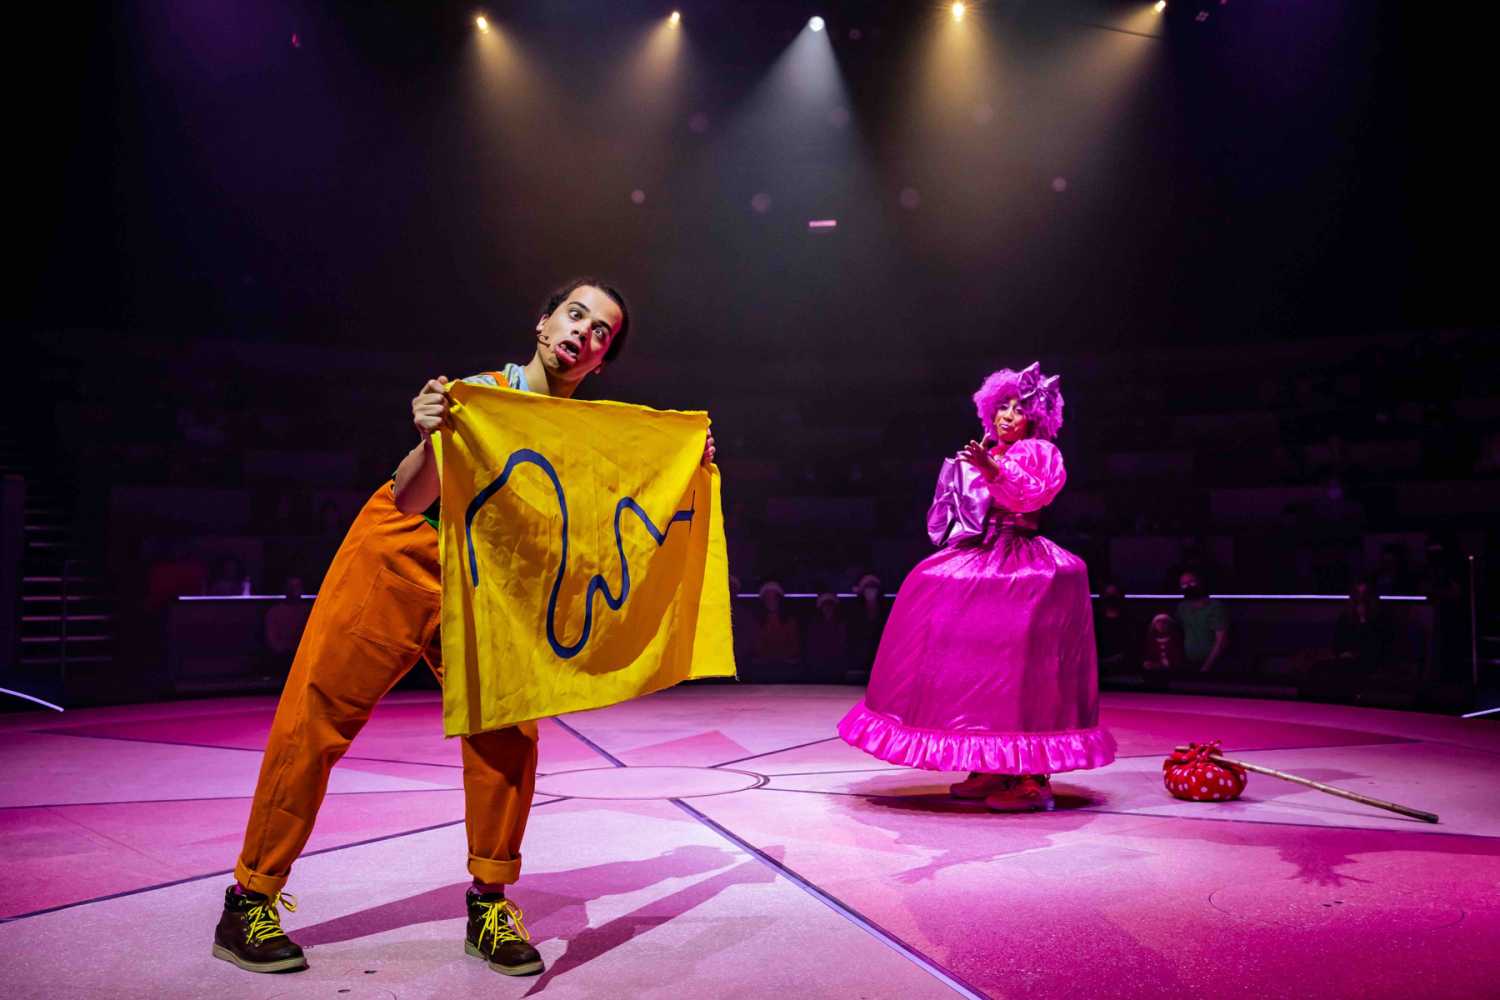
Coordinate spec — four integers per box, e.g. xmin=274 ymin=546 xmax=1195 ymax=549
xmin=212 ymin=279 xmax=713 ymax=978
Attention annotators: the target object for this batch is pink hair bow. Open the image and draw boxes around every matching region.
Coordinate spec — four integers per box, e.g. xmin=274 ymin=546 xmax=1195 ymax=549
xmin=1016 ymin=362 xmax=1059 ymax=402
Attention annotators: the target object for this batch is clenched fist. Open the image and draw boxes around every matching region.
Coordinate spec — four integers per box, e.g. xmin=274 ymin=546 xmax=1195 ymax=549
xmin=412 ymin=376 xmax=450 ymax=439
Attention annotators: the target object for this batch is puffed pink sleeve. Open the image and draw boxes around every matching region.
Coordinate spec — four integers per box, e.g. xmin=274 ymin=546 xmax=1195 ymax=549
xmin=927 ymin=457 xmax=992 ymax=546
xmin=984 ymin=439 xmax=1066 ymax=513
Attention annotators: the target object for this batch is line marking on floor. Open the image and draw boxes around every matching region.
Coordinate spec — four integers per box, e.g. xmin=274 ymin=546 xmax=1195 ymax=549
xmin=0 ymin=787 xmax=558 ymax=812
xmin=0 ymin=818 xmax=465 ymax=924
xmin=35 ymin=728 xmax=468 ymax=769
xmin=551 ymin=716 xmax=988 ymax=999
xmin=710 ymin=736 xmax=840 ymax=768
xmin=0 ymin=800 xmax=573 ymax=925
xmin=746 ymin=785 xmax=1487 ymax=839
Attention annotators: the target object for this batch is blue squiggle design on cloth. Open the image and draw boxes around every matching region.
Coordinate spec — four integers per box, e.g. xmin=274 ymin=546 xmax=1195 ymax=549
xmin=464 ymin=448 xmax=696 ymax=659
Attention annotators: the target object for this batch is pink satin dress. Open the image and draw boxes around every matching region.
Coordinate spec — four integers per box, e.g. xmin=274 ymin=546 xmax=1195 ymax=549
xmin=838 ymin=438 xmax=1116 ymax=775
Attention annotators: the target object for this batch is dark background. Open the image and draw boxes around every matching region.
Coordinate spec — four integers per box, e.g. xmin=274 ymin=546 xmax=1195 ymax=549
xmin=20 ymin=1 xmax=1490 ymax=359
xmin=8 ymin=1 xmax=1497 ymax=707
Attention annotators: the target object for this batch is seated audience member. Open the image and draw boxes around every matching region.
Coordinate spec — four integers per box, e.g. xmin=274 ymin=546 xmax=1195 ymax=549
xmin=1093 ymin=583 xmax=1135 ymax=675
xmin=1332 ymin=579 xmax=1395 ymax=672
xmin=751 ymin=579 xmax=801 ymax=667
xmin=144 ymin=540 xmax=207 ymax=614
xmin=1143 ymin=614 xmax=1187 ymax=673
xmin=263 ymin=576 xmax=311 ymax=674
xmin=1303 ymin=578 xmax=1397 ymax=702
xmin=206 ymin=555 xmax=249 ymax=596
xmin=1373 ymin=542 xmax=1416 ymax=594
xmin=803 ymin=591 xmax=850 ymax=680
xmin=1175 ymin=569 xmax=1228 ymax=672
xmin=846 ymin=573 xmax=888 ymax=675
xmin=1474 ymin=429 xmax=1500 ymax=474
xmin=139 ymin=539 xmax=207 ymax=666
xmin=1423 ymin=531 xmax=1473 ymax=691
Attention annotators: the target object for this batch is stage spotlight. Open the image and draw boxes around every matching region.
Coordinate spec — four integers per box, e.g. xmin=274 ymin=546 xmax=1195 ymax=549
xmin=809 ymin=16 xmax=825 ymax=32
xmin=475 ymin=15 xmax=490 ymax=32
xmin=670 ymin=11 xmax=681 ymax=26
xmin=952 ymin=3 xmax=966 ymax=20
xmin=1154 ymin=1 xmax=1166 ymax=11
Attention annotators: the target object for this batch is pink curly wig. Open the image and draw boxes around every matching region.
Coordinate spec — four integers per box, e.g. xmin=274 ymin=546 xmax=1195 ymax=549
xmin=972 ymin=362 xmax=1065 ymax=441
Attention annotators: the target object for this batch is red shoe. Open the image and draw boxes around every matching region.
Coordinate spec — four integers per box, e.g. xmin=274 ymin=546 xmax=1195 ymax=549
xmin=985 ymin=775 xmax=1054 ymax=813
xmin=949 ymin=772 xmax=1012 ymax=799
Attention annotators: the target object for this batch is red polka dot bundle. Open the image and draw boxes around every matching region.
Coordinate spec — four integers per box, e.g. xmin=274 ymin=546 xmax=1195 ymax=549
xmin=1162 ymin=740 xmax=1247 ymax=802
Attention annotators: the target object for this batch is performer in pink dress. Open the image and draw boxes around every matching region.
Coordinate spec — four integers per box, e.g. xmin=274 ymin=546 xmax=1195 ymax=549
xmin=837 ymin=363 xmax=1116 ymax=811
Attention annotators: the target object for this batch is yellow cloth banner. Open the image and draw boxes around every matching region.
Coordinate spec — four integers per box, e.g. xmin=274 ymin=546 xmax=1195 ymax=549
xmin=436 ymin=381 xmax=736 ymax=737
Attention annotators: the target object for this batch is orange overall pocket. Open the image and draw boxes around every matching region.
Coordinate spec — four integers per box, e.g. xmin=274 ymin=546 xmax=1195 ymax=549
xmin=348 ymin=565 xmax=441 ymax=654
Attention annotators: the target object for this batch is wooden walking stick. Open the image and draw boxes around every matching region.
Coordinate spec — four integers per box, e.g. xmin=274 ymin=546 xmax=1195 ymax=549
xmin=1174 ymin=745 xmax=1439 ymax=824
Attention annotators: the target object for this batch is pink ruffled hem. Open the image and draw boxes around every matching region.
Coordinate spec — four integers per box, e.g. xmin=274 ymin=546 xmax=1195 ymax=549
xmin=837 ymin=700 xmax=1117 ymax=775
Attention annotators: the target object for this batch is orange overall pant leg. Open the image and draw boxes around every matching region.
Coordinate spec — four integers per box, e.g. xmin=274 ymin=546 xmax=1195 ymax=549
xmin=234 ymin=484 xmax=538 ymax=896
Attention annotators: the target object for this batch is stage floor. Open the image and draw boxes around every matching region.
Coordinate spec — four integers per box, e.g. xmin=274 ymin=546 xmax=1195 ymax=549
xmin=2 ymin=686 xmax=1497 ymax=999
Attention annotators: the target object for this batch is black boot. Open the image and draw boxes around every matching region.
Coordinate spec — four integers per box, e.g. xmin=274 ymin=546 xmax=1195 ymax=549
xmin=465 ymin=888 xmax=544 ymax=976
xmin=212 ymin=886 xmax=307 ymax=973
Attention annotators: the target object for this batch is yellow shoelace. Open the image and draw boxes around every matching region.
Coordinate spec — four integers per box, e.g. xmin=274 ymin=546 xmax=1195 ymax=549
xmin=476 ymin=899 xmax=531 ymax=948
xmin=244 ymin=891 xmax=298 ymax=945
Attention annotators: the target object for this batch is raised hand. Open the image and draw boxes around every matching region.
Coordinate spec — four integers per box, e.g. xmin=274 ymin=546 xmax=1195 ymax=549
xmin=702 ymin=429 xmax=717 ymax=467
xmin=412 ymin=376 xmax=450 ymax=439
xmin=956 ymin=439 xmax=1001 ymax=481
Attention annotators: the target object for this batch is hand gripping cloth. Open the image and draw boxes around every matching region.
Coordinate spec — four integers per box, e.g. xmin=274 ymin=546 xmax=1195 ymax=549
xmin=435 ymin=381 xmax=736 ymax=737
